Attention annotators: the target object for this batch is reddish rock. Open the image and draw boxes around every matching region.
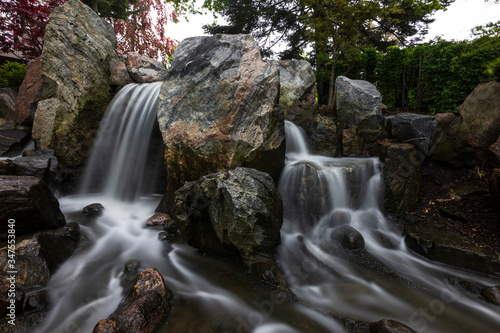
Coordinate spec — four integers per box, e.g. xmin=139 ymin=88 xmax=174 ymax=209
xmin=14 ymin=58 xmax=42 ymax=125
xmin=105 ymin=267 xmax=171 ymax=333
xmin=109 ymin=57 xmax=132 ymax=86
xmin=124 ymin=52 xmax=167 ymax=83
xmin=145 ymin=212 xmax=171 ymax=227
xmin=92 ymin=319 xmax=122 ymax=333
xmin=157 ymin=35 xmax=285 ymax=210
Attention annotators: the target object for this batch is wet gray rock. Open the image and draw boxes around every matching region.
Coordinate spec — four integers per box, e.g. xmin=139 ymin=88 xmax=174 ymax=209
xmin=32 ymin=0 xmax=118 ymax=168
xmin=285 ymin=106 xmax=338 ymax=156
xmin=405 ymin=223 xmax=500 ymax=277
xmin=0 ymin=222 xmax=80 ymax=289
xmin=369 ymin=141 xmax=421 ymax=213
xmin=0 ymin=88 xmax=17 ymax=122
xmin=0 ymin=129 xmax=30 ymax=157
xmin=326 ymin=210 xmax=351 ymax=228
xmin=330 ymin=225 xmax=365 ymax=250
xmin=0 ymin=149 xmax=58 ymax=185
xmin=174 ymin=167 xmax=286 ymax=288
xmin=0 ymin=175 xmax=66 ymax=239
xmin=83 ymin=203 xmax=105 ymax=218
xmin=384 ymin=113 xmax=437 ymax=161
xmin=481 ymin=286 xmax=500 ymax=305
xmin=157 ymin=34 xmax=285 ymax=210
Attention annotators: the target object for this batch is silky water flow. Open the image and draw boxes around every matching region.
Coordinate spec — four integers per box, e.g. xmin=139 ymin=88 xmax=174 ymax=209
xmin=35 ymin=84 xmax=500 ymax=333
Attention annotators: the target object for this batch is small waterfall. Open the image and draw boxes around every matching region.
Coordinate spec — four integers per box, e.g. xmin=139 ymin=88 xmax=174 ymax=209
xmin=278 ymin=121 xmax=500 ymax=333
xmin=80 ymin=82 xmax=164 ymax=201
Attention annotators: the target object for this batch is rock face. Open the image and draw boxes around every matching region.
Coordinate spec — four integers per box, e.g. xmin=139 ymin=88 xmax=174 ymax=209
xmin=370 ymin=141 xmax=421 ymax=213
xmin=334 ymin=76 xmax=383 ymax=142
xmin=32 ymin=0 xmax=118 ymax=168
xmin=273 ymin=59 xmax=316 ymax=106
xmin=431 ymin=81 xmax=500 ymax=167
xmin=173 ymin=167 xmax=285 ymax=288
xmin=0 ymin=128 xmax=30 ymax=157
xmin=96 ymin=267 xmax=172 ymax=333
xmin=0 ymin=175 xmax=66 ymax=239
xmin=0 ymin=88 xmax=17 ymax=121
xmin=405 ymin=223 xmax=500 ymax=277
xmin=157 ymin=34 xmax=285 ymax=209
xmin=15 ymin=58 xmax=42 ymax=125
xmin=0 ymin=223 xmax=80 ymax=289
xmin=0 ymin=150 xmax=58 ymax=186
xmin=385 ymin=113 xmax=437 ymax=162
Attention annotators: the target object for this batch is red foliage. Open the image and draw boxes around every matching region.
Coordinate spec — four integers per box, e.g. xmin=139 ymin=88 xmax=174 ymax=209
xmin=112 ymin=0 xmax=179 ymax=63
xmin=0 ymin=0 xmax=65 ymax=60
xmin=0 ymin=0 xmax=179 ymax=63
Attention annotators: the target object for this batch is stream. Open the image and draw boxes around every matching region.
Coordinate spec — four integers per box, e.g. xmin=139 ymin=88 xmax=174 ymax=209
xmin=35 ymin=83 xmax=500 ymax=333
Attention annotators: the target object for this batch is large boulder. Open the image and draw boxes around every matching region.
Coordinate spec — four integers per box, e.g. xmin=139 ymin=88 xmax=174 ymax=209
xmin=384 ymin=113 xmax=437 ymax=162
xmin=369 ymin=141 xmax=421 ymax=213
xmin=32 ymin=0 xmax=118 ymax=168
xmin=0 ymin=175 xmax=66 ymax=239
xmin=334 ymin=76 xmax=383 ymax=143
xmin=173 ymin=167 xmax=286 ymax=288
xmin=431 ymin=82 xmax=500 ymax=167
xmin=157 ymin=34 xmax=285 ymax=209
xmin=14 ymin=58 xmax=42 ymax=125
xmin=0 ymin=222 xmax=80 ymax=289
xmin=273 ymin=59 xmax=316 ymax=106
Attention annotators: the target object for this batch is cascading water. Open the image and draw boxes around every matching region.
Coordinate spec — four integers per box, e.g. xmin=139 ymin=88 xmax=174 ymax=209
xmin=278 ymin=120 xmax=500 ymax=333
xmin=35 ymin=84 xmax=500 ymax=333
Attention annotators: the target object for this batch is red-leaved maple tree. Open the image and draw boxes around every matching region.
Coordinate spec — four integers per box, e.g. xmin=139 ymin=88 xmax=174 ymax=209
xmin=0 ymin=0 xmax=65 ymax=60
xmin=0 ymin=0 xmax=179 ymax=63
xmin=112 ymin=0 xmax=179 ymax=63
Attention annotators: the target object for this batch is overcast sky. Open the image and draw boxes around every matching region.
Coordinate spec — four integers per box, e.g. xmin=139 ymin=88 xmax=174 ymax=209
xmin=166 ymin=0 xmax=500 ymax=44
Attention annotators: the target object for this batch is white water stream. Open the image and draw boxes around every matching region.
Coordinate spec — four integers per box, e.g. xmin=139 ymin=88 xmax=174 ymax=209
xmin=35 ymin=84 xmax=500 ymax=332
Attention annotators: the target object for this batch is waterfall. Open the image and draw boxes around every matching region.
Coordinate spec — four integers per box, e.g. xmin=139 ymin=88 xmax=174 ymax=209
xmin=80 ymin=82 xmax=164 ymax=201
xmin=278 ymin=121 xmax=500 ymax=333
xmin=35 ymin=90 xmax=500 ymax=333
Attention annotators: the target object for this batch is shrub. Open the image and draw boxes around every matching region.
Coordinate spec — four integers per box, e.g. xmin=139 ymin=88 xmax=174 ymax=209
xmin=0 ymin=61 xmax=27 ymax=91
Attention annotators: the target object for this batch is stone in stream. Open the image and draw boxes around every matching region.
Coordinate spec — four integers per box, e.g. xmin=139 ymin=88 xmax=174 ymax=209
xmin=369 ymin=319 xmax=417 ymax=333
xmin=173 ymin=167 xmax=286 ymax=289
xmin=82 ymin=203 xmax=105 ymax=218
xmin=94 ymin=267 xmax=172 ymax=333
xmin=481 ymin=286 xmax=500 ymax=306
xmin=329 ymin=225 xmax=365 ymax=250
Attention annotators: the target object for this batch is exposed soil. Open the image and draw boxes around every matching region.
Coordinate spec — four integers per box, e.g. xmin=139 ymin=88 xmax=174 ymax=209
xmin=416 ymin=160 xmax=500 ymax=254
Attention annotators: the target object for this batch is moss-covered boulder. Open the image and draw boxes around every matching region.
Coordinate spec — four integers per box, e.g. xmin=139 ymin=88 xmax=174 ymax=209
xmin=32 ymin=0 xmax=118 ymax=168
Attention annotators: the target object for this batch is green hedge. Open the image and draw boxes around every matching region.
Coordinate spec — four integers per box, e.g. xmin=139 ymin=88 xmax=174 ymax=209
xmin=0 ymin=61 xmax=27 ymax=92
xmin=335 ymin=36 xmax=500 ymax=114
